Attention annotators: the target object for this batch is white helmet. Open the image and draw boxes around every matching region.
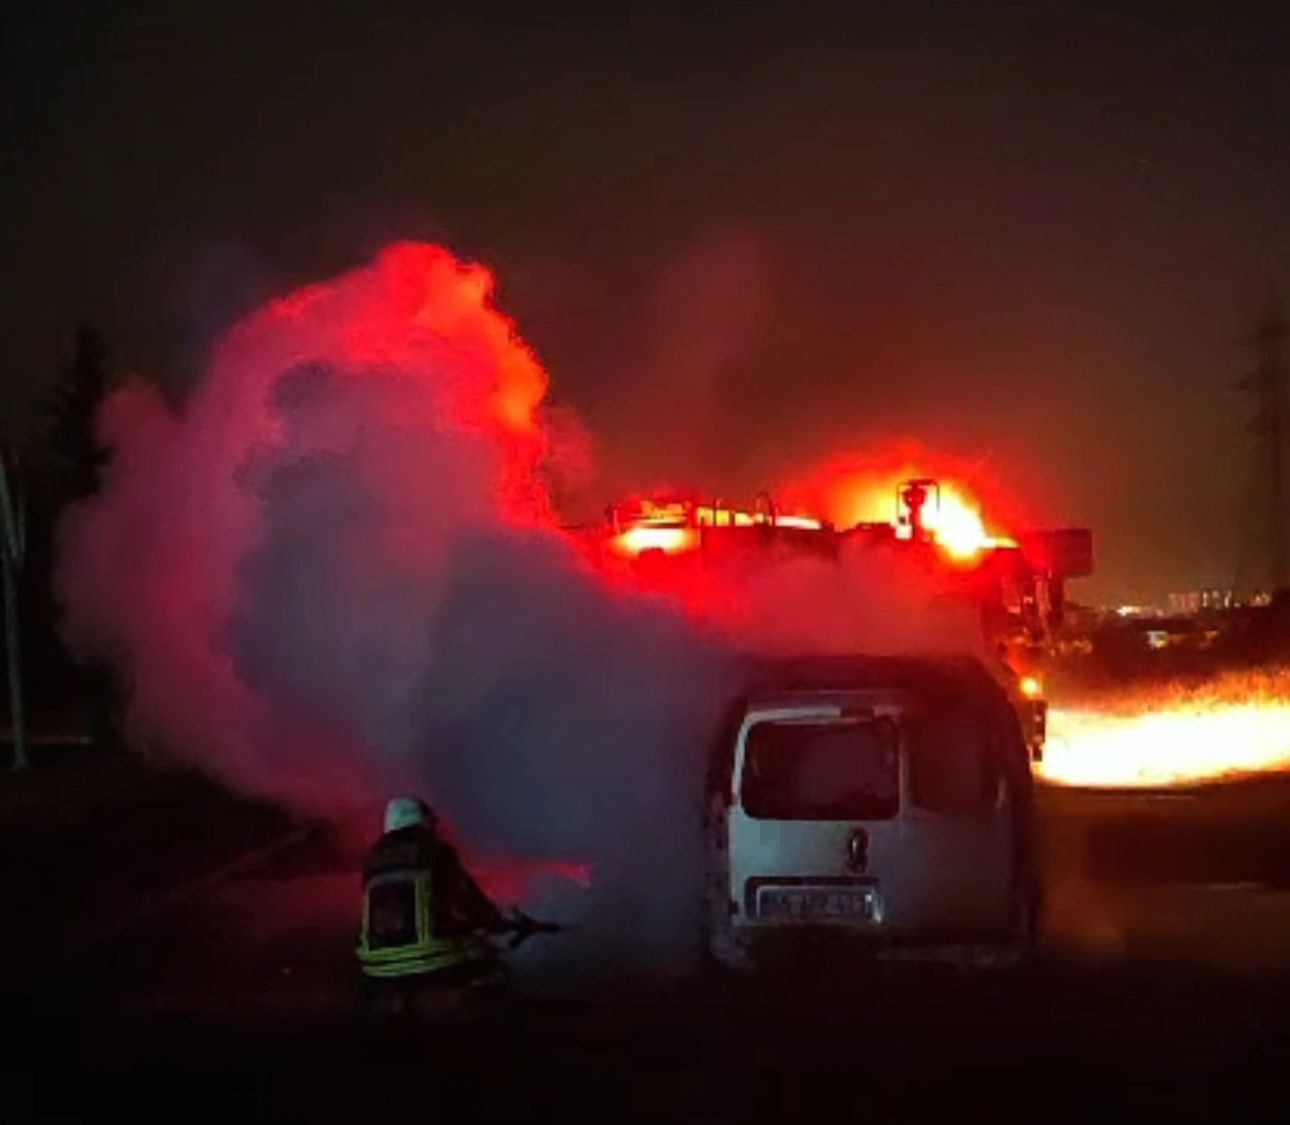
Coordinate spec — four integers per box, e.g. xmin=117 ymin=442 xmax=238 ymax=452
xmin=383 ymin=795 xmax=435 ymax=834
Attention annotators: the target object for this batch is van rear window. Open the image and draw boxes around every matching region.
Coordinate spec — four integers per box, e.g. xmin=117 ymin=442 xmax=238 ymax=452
xmin=905 ymin=709 xmax=998 ymax=815
xmin=741 ymin=719 xmax=899 ymax=820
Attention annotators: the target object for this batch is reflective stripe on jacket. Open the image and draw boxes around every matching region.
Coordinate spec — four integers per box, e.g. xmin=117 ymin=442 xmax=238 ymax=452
xmin=357 ymin=829 xmax=500 ymax=979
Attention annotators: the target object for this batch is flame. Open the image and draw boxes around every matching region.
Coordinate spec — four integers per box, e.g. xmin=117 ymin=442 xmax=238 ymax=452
xmin=695 ymin=506 xmax=755 ymax=527
xmin=917 ymin=485 xmax=1013 ymax=560
xmin=612 ymin=526 xmax=698 ymax=556
xmin=840 ymin=478 xmax=1012 ymax=560
xmin=776 ymin=443 xmax=1025 ymax=563
xmin=1038 ymin=670 xmax=1290 ymax=788
xmin=611 ymin=501 xmax=825 ymax=547
xmin=773 ymin=514 xmax=826 ymax=531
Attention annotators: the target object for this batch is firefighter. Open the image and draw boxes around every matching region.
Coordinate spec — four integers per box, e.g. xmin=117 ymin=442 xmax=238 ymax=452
xmin=357 ymin=795 xmax=515 ymax=992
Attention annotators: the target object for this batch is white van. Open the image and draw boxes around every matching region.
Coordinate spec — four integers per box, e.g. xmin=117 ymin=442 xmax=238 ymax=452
xmin=703 ymin=656 xmax=1039 ymax=967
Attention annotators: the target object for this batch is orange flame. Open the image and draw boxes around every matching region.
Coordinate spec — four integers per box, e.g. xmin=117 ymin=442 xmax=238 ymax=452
xmin=915 ymin=484 xmax=1014 ymax=560
xmin=1038 ymin=670 xmax=1290 ymax=788
xmin=831 ymin=477 xmax=1013 ymax=561
xmin=776 ymin=443 xmax=1026 ymax=563
xmin=612 ymin=526 xmax=699 ymax=556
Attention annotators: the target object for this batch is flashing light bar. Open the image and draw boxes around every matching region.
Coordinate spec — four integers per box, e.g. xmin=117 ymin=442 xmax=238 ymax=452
xmin=773 ymin=514 xmax=826 ymax=531
xmin=691 ymin=505 xmax=824 ymax=531
xmin=694 ymin=506 xmax=756 ymax=527
xmin=610 ymin=502 xmax=827 ymax=558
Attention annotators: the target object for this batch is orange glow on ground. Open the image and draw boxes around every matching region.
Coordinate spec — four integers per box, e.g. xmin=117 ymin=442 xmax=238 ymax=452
xmin=1038 ymin=669 xmax=1290 ymax=788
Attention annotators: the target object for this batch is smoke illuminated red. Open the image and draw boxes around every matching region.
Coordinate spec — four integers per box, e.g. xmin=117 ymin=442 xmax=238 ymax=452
xmin=57 ymin=240 xmax=1048 ymax=975
xmin=58 ymin=242 xmax=563 ymax=806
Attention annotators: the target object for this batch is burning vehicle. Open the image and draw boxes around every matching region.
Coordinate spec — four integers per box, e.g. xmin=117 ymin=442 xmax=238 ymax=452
xmin=702 ymin=654 xmax=1039 ymax=966
xmin=59 ymin=239 xmax=1118 ymax=978
xmin=569 ymin=476 xmax=1083 ymax=964
xmin=580 ymin=477 xmax=1093 ymax=763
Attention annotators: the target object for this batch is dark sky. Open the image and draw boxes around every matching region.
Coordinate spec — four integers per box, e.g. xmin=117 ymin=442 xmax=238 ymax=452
xmin=4 ymin=1 xmax=1290 ymax=602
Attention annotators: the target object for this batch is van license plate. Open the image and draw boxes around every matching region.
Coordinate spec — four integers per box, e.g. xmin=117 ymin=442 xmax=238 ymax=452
xmin=757 ymin=887 xmax=875 ymax=920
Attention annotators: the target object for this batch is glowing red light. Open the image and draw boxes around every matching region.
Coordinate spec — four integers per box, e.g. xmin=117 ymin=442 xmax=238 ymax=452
xmin=612 ymin=526 xmax=699 ymax=556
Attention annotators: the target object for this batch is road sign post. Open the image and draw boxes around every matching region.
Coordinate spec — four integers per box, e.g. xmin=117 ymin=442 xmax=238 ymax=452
xmin=1 ymin=448 xmax=27 ymax=772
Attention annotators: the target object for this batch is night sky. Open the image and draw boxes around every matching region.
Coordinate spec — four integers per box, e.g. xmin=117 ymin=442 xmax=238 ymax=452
xmin=5 ymin=2 xmax=1290 ymax=602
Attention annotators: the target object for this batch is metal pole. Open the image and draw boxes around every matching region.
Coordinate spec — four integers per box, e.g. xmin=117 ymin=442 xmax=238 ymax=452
xmin=1259 ymin=313 xmax=1288 ymax=591
xmin=1240 ymin=310 xmax=1289 ymax=594
xmin=1 ymin=450 xmax=27 ymax=772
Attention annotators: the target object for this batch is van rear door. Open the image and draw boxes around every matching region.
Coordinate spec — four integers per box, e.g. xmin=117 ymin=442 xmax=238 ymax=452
xmin=725 ymin=694 xmax=1015 ymax=939
xmin=727 ymin=701 xmax=899 ymax=929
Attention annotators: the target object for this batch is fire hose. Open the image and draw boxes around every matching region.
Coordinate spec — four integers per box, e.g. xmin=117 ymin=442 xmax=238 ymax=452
xmin=505 ymin=909 xmax=569 ymax=951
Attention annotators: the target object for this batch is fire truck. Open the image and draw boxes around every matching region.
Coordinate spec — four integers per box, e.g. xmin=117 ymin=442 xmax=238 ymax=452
xmin=582 ymin=479 xmax=1093 ymax=761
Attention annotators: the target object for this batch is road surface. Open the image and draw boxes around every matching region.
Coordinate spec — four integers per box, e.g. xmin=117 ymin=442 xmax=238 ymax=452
xmin=6 ymin=777 xmax=1290 ymax=1122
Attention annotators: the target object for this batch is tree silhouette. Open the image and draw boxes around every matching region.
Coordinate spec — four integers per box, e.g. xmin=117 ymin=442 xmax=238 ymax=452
xmin=47 ymin=324 xmax=118 ymax=753
xmin=1 ymin=445 xmax=27 ymax=770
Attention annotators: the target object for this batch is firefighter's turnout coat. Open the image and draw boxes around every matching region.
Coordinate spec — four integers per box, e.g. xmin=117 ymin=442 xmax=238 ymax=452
xmin=357 ymin=826 xmax=505 ymax=979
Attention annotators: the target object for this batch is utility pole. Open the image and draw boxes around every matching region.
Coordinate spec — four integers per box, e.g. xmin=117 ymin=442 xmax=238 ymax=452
xmin=1240 ymin=306 xmax=1289 ymax=593
xmin=0 ymin=446 xmax=27 ymax=771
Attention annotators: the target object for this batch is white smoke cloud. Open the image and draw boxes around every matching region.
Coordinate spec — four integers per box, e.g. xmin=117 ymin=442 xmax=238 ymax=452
xmin=58 ymin=244 xmax=731 ymax=978
xmin=58 ymin=241 xmax=982 ymax=982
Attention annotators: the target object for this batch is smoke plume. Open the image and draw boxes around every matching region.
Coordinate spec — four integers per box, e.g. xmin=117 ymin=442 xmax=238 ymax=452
xmin=59 ymin=243 xmax=734 ymax=974
xmin=58 ymin=241 xmax=980 ymax=977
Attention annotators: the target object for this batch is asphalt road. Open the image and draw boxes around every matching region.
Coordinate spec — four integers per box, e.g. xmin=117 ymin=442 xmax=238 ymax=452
xmin=7 ymin=778 xmax=1290 ymax=1122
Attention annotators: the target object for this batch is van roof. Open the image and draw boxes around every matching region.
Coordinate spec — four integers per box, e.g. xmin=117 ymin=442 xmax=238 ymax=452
xmin=705 ymin=652 xmax=1028 ymax=795
xmin=733 ymin=652 xmax=1001 ymax=701
xmin=742 ymin=688 xmax=903 ymax=712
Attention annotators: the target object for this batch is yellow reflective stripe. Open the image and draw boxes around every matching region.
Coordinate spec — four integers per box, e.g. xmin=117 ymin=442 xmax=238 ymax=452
xmin=358 ymin=935 xmax=490 ymax=963
xmin=358 ymin=937 xmax=493 ymax=978
xmin=358 ymin=867 xmax=493 ymax=979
